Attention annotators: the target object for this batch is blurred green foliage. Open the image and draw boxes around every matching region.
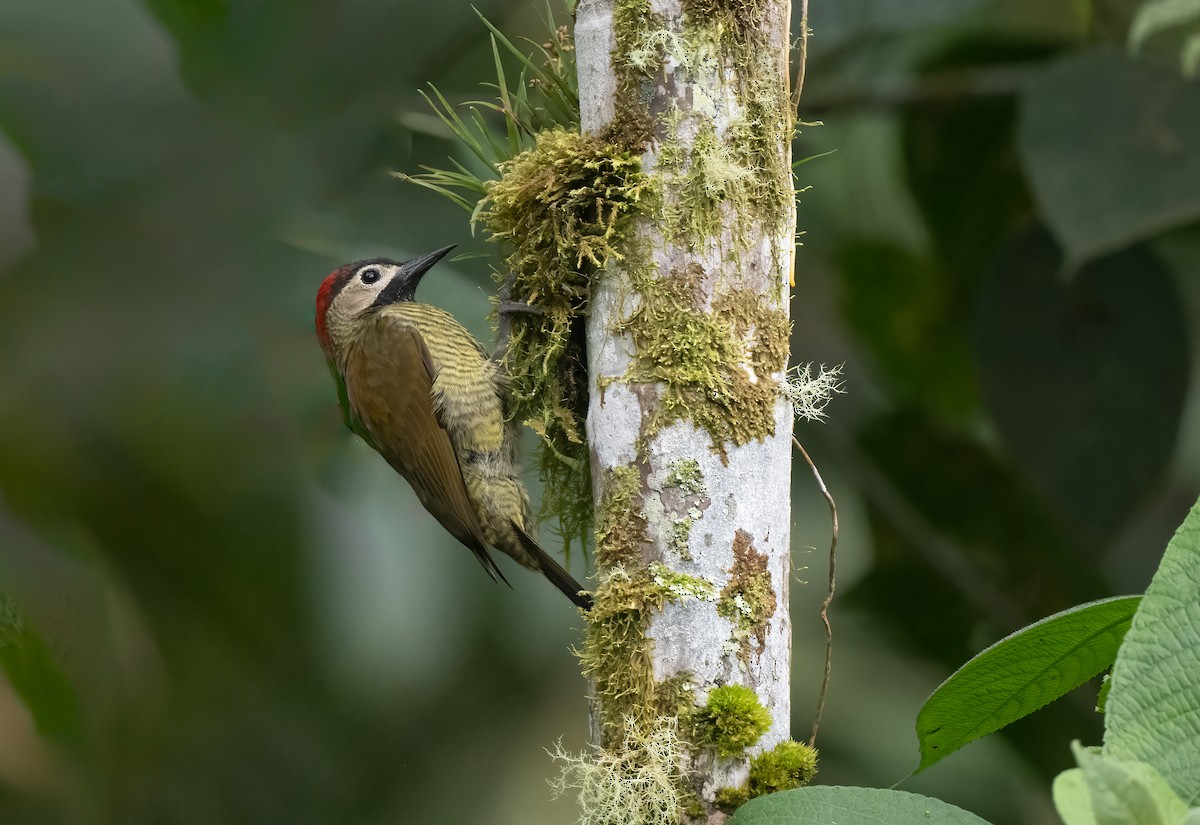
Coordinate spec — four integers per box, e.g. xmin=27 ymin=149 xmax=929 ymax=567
xmin=0 ymin=0 xmax=1197 ymax=824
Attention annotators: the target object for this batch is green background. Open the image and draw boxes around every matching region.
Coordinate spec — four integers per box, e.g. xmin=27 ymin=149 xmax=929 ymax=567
xmin=1 ymin=1 xmax=1198 ymax=823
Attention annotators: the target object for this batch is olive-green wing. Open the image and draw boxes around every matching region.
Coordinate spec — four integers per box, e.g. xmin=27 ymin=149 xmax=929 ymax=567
xmin=342 ymin=316 xmax=506 ymax=584
xmin=327 ymin=357 xmax=378 ymax=449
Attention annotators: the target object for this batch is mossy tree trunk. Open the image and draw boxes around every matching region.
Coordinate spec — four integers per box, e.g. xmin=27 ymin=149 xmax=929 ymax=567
xmin=574 ymin=0 xmax=796 ymax=820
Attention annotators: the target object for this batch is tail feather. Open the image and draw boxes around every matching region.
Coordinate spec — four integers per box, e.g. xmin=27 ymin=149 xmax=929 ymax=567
xmin=511 ymin=521 xmax=593 ymax=610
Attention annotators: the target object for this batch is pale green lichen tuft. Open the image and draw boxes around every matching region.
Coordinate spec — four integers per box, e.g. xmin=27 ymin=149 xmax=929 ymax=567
xmin=665 ymin=459 xmax=706 ymax=495
xmin=784 ymin=363 xmax=845 ymax=422
xmin=694 ymin=684 xmax=772 ymax=757
xmin=549 ymin=716 xmax=689 ymax=825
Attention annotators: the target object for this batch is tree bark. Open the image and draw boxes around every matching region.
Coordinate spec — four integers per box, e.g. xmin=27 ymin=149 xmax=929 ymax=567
xmin=576 ymin=0 xmax=795 ymax=818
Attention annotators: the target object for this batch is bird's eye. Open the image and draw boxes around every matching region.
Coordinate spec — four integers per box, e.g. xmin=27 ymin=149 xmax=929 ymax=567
xmin=360 ymin=268 xmax=381 ymax=285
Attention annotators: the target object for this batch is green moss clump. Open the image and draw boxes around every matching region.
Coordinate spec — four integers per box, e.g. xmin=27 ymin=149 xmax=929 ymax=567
xmin=694 ymin=684 xmax=771 ymax=757
xmin=717 ymin=530 xmax=777 ymax=663
xmin=485 ymin=130 xmax=650 ymax=548
xmin=580 ymin=569 xmax=662 ymax=745
xmin=584 ymin=469 xmax=709 ymax=746
xmin=714 ymin=740 xmax=818 ymax=812
xmin=648 ymin=562 xmax=717 ymax=602
xmin=618 ymin=271 xmax=790 ymax=457
xmin=595 ymin=466 xmax=647 ymax=568
xmin=748 ymin=740 xmax=819 ymax=795
xmin=714 ymin=785 xmax=750 ymax=810
xmin=669 ymin=0 xmax=793 ymax=252
xmin=607 ymin=0 xmax=664 ymax=149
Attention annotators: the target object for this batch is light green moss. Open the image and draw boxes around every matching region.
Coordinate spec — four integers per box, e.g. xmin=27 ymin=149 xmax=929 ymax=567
xmin=580 ymin=568 xmax=660 ymax=743
xmin=607 ymin=0 xmax=663 ymax=149
xmin=748 ymin=740 xmax=819 ymax=795
xmin=584 ymin=469 xmax=708 ymax=745
xmin=580 ymin=563 xmax=712 ymax=745
xmin=666 ymin=0 xmax=793 ymax=253
xmin=485 ymin=130 xmax=651 ymax=548
xmin=648 ymin=562 xmax=718 ymax=602
xmin=714 ymin=785 xmax=750 ymax=810
xmin=595 ymin=466 xmax=648 ymax=569
xmin=714 ymin=740 xmax=819 ymax=812
xmin=694 ymin=684 xmax=772 ymax=757
xmin=717 ymin=530 xmax=777 ymax=664
xmin=617 ymin=271 xmax=790 ymax=457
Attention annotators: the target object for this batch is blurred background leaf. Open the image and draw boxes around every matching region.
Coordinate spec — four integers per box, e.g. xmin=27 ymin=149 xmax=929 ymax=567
xmin=0 ymin=0 xmax=1198 ymax=823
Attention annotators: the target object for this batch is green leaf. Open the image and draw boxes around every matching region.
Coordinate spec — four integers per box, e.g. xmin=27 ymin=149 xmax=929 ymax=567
xmin=1018 ymin=51 xmax=1200 ymax=264
xmin=1104 ymin=497 xmax=1200 ymax=805
xmin=0 ymin=594 xmax=84 ymax=745
xmin=727 ymin=786 xmax=994 ymax=825
xmin=1128 ymin=0 xmax=1200 ymax=53
xmin=1096 ymin=673 xmax=1113 ymax=714
xmin=915 ymin=596 xmax=1140 ymax=773
xmin=1054 ymin=768 xmax=1098 ymax=825
xmin=1072 ymin=742 xmax=1188 ymax=825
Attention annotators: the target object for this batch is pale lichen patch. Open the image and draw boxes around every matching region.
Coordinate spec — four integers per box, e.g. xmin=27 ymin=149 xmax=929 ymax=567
xmin=549 ymin=715 xmax=689 ymax=825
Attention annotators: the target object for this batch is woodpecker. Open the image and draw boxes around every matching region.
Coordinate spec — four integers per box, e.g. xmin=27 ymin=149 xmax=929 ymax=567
xmin=315 ymin=246 xmax=591 ymax=610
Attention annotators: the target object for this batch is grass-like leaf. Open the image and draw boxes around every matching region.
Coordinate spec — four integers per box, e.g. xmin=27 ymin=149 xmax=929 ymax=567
xmin=403 ymin=4 xmax=579 ymax=216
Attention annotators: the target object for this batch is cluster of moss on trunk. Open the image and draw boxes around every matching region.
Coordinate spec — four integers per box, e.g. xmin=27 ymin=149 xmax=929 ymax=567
xmin=615 ymin=267 xmax=791 ymax=456
xmin=715 ymin=739 xmax=820 ymax=809
xmin=484 ymin=129 xmax=651 ymax=547
xmin=583 ymin=466 xmax=720 ymax=744
xmin=718 ymin=530 xmax=778 ymax=665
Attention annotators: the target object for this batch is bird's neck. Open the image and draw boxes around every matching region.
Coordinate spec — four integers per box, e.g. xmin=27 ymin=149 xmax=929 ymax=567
xmin=324 ymin=308 xmax=368 ymax=370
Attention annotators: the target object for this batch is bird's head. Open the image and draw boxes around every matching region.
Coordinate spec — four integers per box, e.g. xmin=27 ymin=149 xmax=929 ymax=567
xmin=315 ymin=245 xmax=455 ymax=357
